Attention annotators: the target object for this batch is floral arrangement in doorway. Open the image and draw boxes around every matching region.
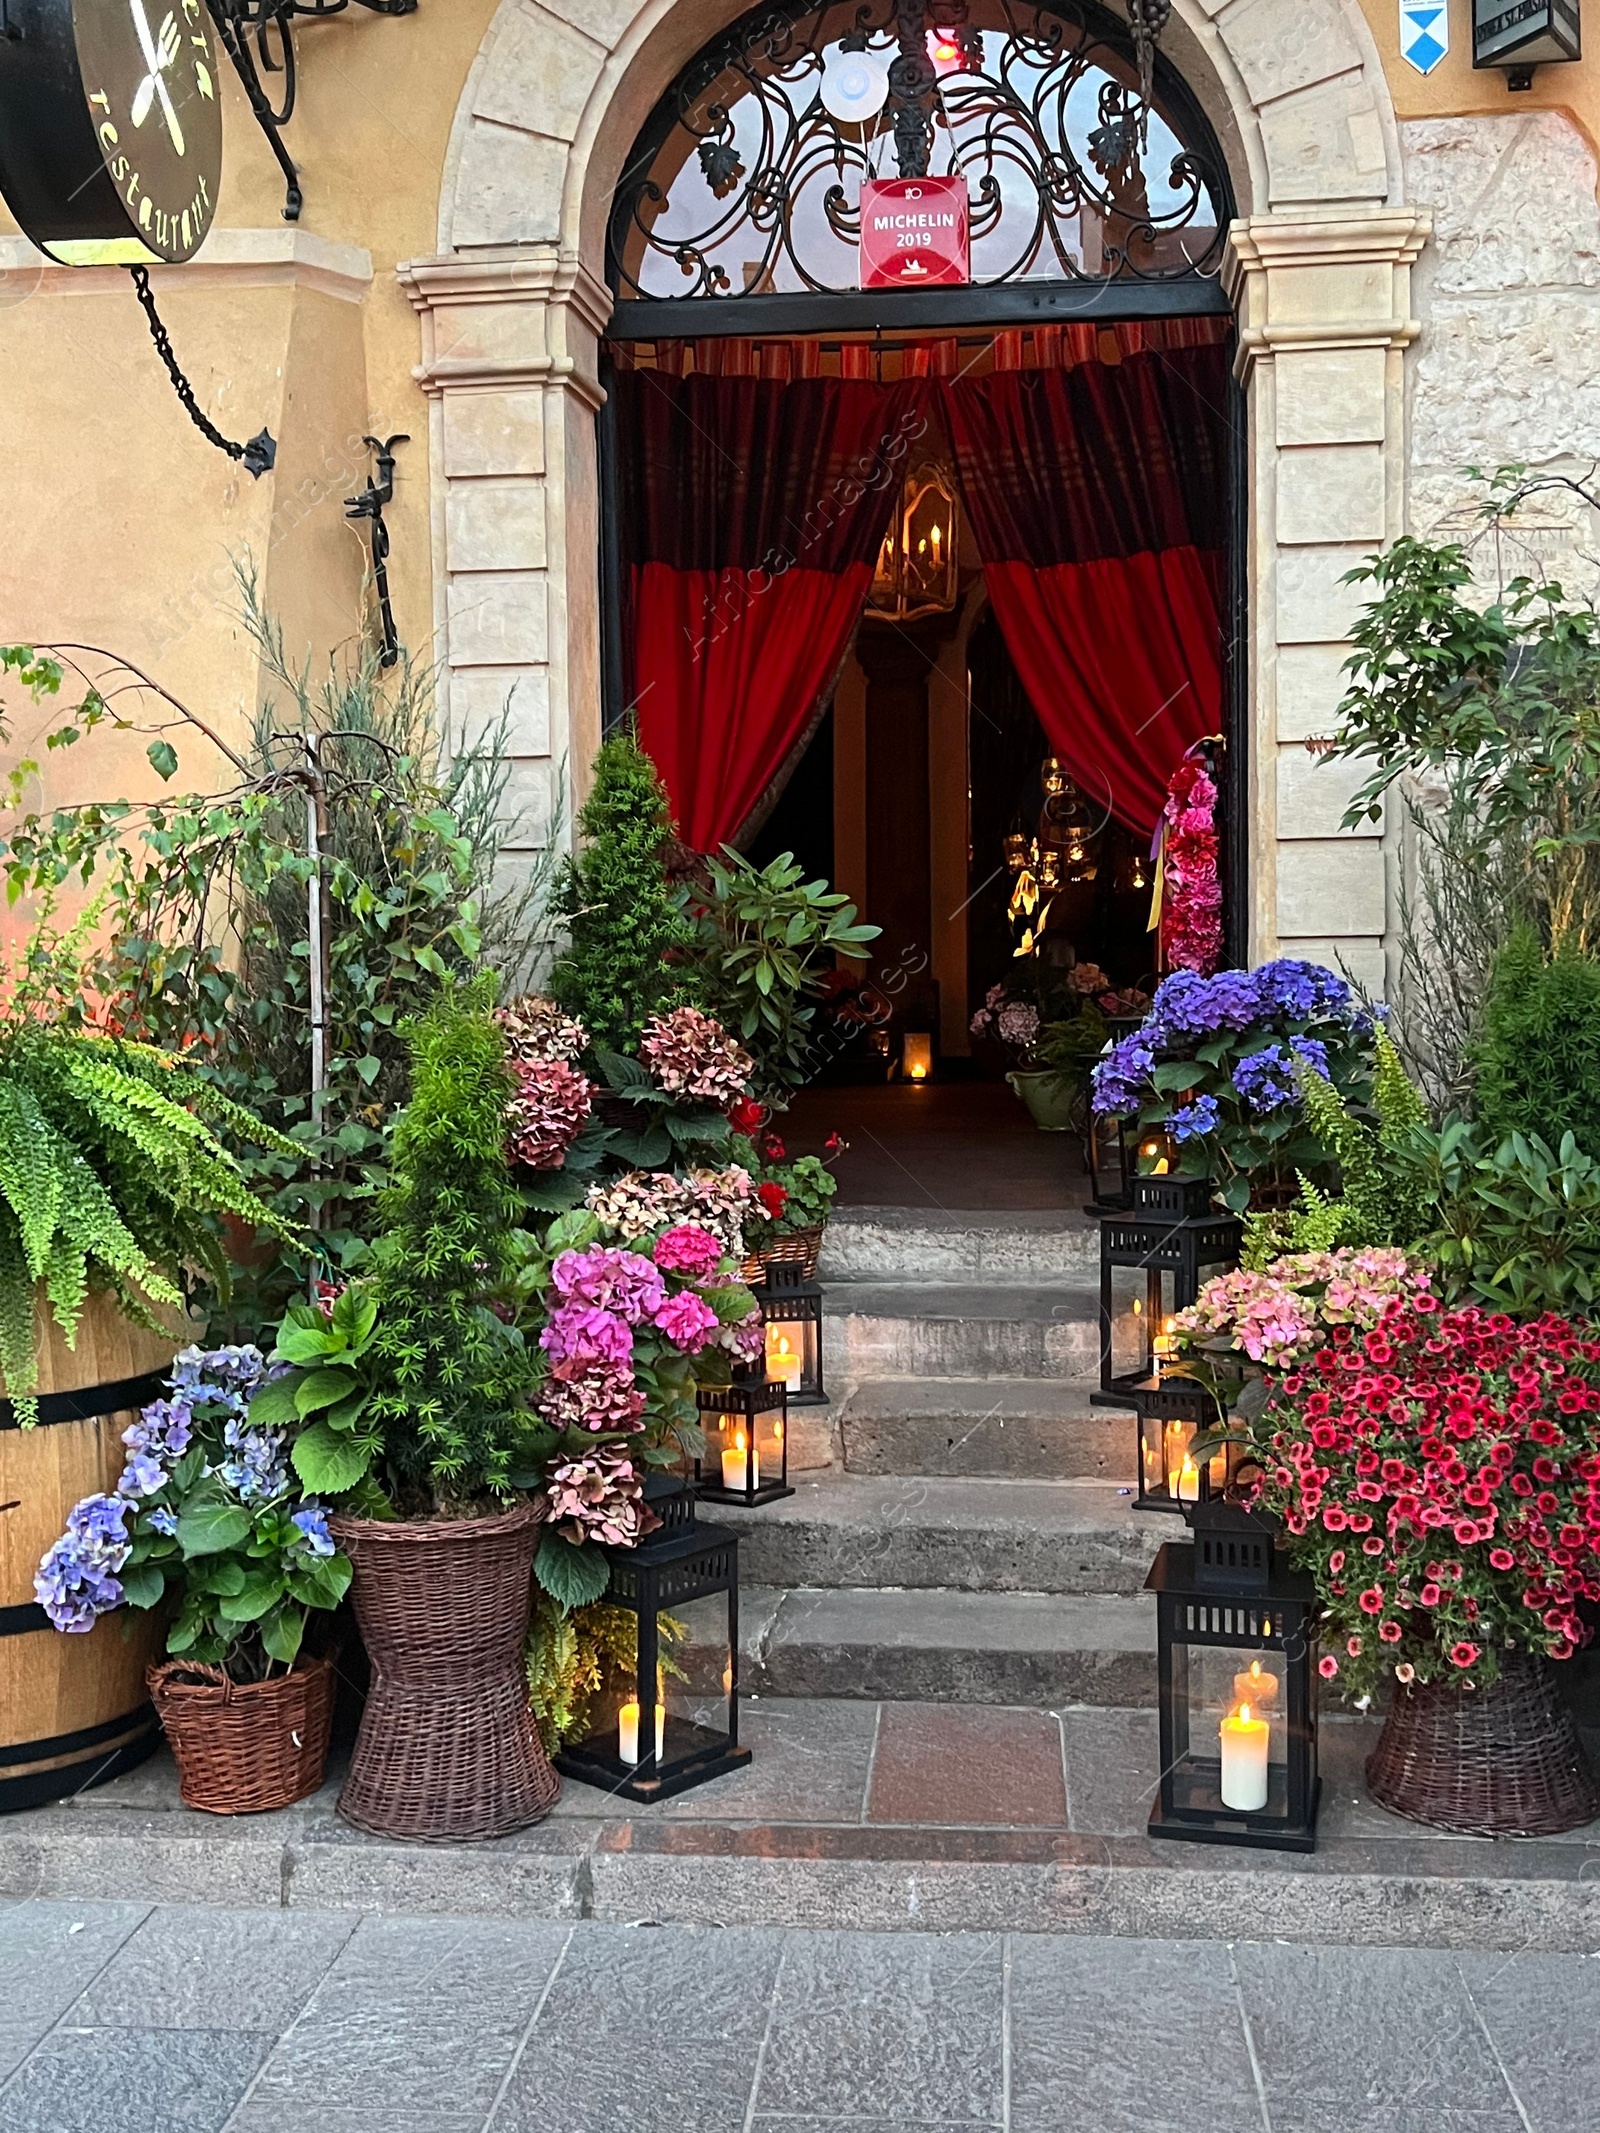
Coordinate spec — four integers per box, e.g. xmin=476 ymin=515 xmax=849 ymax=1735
xmin=1240 ymin=1296 xmax=1600 ymax=1700
xmin=1156 ymin=748 xmax=1223 ymax=977
xmin=1090 ymin=960 xmax=1376 ymax=1213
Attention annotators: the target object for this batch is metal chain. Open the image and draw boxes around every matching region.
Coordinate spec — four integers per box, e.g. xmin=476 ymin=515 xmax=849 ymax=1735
xmin=128 ymin=266 xmax=277 ymax=479
xmin=1126 ymin=0 xmax=1173 ymax=119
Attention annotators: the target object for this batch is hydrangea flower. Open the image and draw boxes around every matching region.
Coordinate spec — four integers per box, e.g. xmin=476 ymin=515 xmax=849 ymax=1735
xmin=496 ymin=993 xmax=588 ymax=1065
xmin=506 ymin=1055 xmax=593 ymax=1169
xmin=653 ymin=1290 xmax=721 ymax=1354
xmin=35 ymin=1494 xmax=133 ymax=1633
xmin=537 ymin=1358 xmax=648 ymax=1434
xmin=291 ymin=1506 xmax=336 ymax=1558
xmin=1168 ymin=1095 xmax=1220 ymax=1141
xmin=540 ymin=1302 xmax=635 ymax=1370
xmin=640 ymin=1007 xmax=754 ymax=1104
xmin=545 ymin=1450 xmax=652 ymax=1548
xmin=653 ymin=1224 xmax=725 ymax=1280
xmin=549 ymin=1247 xmax=666 ymax=1326
xmin=219 ymin=1419 xmax=291 ymax=1505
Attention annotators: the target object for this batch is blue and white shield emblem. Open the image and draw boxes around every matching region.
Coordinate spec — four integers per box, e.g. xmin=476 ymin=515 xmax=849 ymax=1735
xmin=1399 ymin=1 xmax=1450 ymax=73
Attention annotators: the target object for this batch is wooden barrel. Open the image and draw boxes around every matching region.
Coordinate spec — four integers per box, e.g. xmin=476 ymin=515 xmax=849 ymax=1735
xmin=0 ymin=1292 xmax=186 ymax=1812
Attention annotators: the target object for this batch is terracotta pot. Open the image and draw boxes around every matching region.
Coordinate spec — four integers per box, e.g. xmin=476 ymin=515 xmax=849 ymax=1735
xmin=1366 ymin=1649 xmax=1599 ymax=1837
xmin=1006 ymin=1068 xmax=1078 ymax=1133
xmin=149 ymin=1654 xmax=336 ymax=1815
xmin=330 ymin=1501 xmax=559 ymax=1841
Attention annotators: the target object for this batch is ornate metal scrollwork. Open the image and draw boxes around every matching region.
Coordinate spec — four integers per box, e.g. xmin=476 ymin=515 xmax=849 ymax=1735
xmin=205 ymin=0 xmax=419 ymax=222
xmin=609 ymin=0 xmax=1226 ymax=303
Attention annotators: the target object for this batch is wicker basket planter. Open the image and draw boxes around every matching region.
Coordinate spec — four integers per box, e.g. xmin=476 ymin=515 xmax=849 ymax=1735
xmin=148 ymin=1654 xmax=336 ymax=1815
xmin=739 ymin=1225 xmax=824 ymax=1288
xmin=1366 ymin=1651 xmax=1600 ymax=1837
xmin=331 ymin=1500 xmax=559 ymax=1842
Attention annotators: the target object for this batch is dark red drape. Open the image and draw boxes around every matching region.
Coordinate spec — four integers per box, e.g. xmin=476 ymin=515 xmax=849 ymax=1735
xmin=617 ymin=370 xmax=920 ymax=851
xmin=943 ymin=344 xmax=1231 ymax=835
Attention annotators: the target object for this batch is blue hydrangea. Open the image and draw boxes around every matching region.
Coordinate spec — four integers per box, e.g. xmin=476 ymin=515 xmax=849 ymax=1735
xmin=1251 ymin=959 xmax=1355 ymax=1023
xmin=219 ymin=1419 xmax=290 ymax=1505
xmin=34 ymin=1494 xmax=132 ymax=1633
xmin=1091 ymin=1029 xmax=1162 ymax=1118
xmin=1232 ymin=1045 xmax=1299 ymax=1113
xmin=1150 ymin=969 xmax=1263 ymax=1038
xmin=1168 ymin=1095 xmax=1220 ymax=1141
xmin=146 ymin=1506 xmax=178 ymax=1538
xmin=291 ymin=1506 xmax=336 ymax=1558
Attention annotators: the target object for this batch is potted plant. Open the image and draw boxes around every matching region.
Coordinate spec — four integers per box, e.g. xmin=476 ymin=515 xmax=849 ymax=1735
xmin=733 ymin=1124 xmax=845 ymax=1283
xmin=265 ymin=978 xmax=561 ymax=1842
xmin=0 ymin=991 xmax=295 ymax=1808
xmin=1091 ymin=960 xmax=1377 ymax=1212
xmin=972 ymin=969 xmax=1112 ymax=1132
xmin=36 ymin=1344 xmax=348 ymax=1813
xmin=1235 ymin=1292 xmax=1600 ymax=1835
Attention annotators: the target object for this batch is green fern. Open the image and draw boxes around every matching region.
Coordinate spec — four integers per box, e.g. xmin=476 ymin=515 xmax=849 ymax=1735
xmin=0 ymin=1025 xmax=297 ymax=1421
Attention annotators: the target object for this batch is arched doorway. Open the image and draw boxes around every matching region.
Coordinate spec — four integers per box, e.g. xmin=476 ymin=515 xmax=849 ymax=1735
xmin=595 ymin=0 xmax=1242 ymax=1119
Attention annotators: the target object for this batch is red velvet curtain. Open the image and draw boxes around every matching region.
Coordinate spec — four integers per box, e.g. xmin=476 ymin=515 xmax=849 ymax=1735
xmin=617 ymin=370 xmax=920 ymax=852
xmin=942 ymin=344 xmax=1231 ymax=836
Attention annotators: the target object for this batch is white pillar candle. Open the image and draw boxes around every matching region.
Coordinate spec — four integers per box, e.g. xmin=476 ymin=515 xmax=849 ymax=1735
xmin=1219 ymin=1703 xmax=1270 ymax=1812
xmin=722 ymin=1431 xmax=759 ymax=1490
xmin=617 ymin=1700 xmax=666 ymax=1766
xmin=766 ymin=1331 xmax=803 ymax=1388
xmin=1232 ymin=1658 xmax=1279 ymax=1710
xmin=1175 ymin=1454 xmax=1200 ymax=1504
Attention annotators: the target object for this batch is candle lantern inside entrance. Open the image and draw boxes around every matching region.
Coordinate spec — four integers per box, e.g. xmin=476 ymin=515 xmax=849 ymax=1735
xmin=1130 ymin=1375 xmax=1245 ymax=1514
xmin=1146 ymin=1499 xmax=1320 ymax=1852
xmin=554 ymin=1501 xmax=750 ymax=1804
xmin=695 ymin=1374 xmax=793 ymax=1506
xmin=1092 ymin=1176 xmax=1240 ymax=1405
xmin=755 ymin=1261 xmax=825 ymax=1406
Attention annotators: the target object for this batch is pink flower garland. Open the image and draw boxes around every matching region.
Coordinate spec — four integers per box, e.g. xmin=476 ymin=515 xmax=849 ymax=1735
xmin=1158 ymin=755 xmax=1223 ymax=977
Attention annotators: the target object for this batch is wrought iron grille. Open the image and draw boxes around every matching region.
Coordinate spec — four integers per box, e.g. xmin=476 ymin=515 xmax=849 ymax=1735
xmin=607 ymin=0 xmax=1228 ymax=303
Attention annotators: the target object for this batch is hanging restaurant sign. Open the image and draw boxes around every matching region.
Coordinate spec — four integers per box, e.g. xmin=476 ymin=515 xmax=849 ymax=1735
xmin=0 ymin=0 xmax=222 ymax=264
xmin=859 ymin=175 xmax=970 ymax=290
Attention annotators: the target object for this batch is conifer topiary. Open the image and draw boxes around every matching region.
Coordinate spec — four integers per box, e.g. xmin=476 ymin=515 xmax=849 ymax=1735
xmin=1472 ymin=925 xmax=1600 ymax=1156
xmin=552 ymin=729 xmax=695 ymax=1054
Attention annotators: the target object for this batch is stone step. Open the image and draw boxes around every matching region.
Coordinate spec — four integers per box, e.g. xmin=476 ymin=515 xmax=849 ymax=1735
xmin=718 ymin=1471 xmax=1160 ymax=1596
xmin=825 ymin=1279 xmax=1101 ymax=1381
xmin=838 ymin=1375 xmax=1132 ymax=1481
xmin=820 ymin=1207 xmax=1098 ymax=1284
xmin=743 ymin=1585 xmax=1156 ymax=1707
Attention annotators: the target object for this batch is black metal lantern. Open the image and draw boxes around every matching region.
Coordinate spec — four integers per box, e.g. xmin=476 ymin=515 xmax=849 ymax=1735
xmin=1092 ymin=1175 xmax=1241 ymax=1405
xmin=1147 ymin=1498 xmax=1320 ymax=1852
xmin=695 ymin=1374 xmax=794 ymax=1506
xmin=1473 ymin=0 xmax=1580 ymax=86
xmin=754 ymin=1261 xmax=826 ymax=1406
xmin=554 ymin=1484 xmax=751 ymax=1804
xmin=1129 ymin=1373 xmax=1246 ymax=1514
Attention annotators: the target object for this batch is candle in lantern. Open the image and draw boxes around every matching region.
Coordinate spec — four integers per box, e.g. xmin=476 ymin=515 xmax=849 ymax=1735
xmin=765 ymin=1331 xmax=803 ymax=1389
xmin=1219 ymin=1702 xmax=1270 ymax=1812
xmin=1176 ymin=1454 xmax=1200 ymax=1504
xmin=722 ymin=1428 xmax=759 ymax=1490
xmin=930 ymin=522 xmax=942 ymax=566
xmin=617 ymin=1700 xmax=666 ymax=1766
xmin=1232 ymin=1658 xmax=1279 ymax=1710
xmin=1164 ymin=1420 xmax=1193 ymax=1497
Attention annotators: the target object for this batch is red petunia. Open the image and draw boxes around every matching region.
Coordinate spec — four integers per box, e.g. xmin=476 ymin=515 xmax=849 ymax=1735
xmin=1358 ymin=1586 xmax=1385 ymax=1615
xmin=1448 ymin=1642 xmax=1482 ymax=1668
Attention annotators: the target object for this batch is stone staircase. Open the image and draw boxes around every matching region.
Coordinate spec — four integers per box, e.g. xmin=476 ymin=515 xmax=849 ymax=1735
xmin=723 ymin=1206 xmax=1167 ymax=1709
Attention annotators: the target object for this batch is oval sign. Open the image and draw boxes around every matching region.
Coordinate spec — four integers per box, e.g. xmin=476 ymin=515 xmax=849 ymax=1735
xmin=0 ymin=0 xmax=222 ymax=264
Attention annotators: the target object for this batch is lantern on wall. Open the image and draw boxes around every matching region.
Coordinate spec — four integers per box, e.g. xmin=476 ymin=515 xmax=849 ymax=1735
xmin=1473 ymin=0 xmax=1580 ymax=86
xmin=1091 ymin=1174 xmax=1240 ymax=1404
xmin=867 ymin=461 xmax=959 ymax=621
xmin=695 ymin=1374 xmax=793 ymax=1506
xmin=754 ymin=1262 xmax=826 ymax=1406
xmin=1146 ymin=1495 xmax=1320 ymax=1851
xmin=554 ymin=1486 xmax=750 ymax=1803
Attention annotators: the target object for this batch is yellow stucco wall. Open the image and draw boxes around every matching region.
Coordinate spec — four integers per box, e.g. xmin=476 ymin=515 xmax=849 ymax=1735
xmin=1356 ymin=0 xmax=1599 ymax=150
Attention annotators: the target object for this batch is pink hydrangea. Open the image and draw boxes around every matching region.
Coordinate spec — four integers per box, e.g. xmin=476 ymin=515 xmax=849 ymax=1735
xmin=540 ymin=1303 xmax=634 ymax=1370
xmin=725 ymin=1310 xmax=766 ymax=1364
xmin=506 ymin=1055 xmax=592 ymax=1169
xmin=545 ymin=1451 xmax=651 ymax=1548
xmin=549 ymin=1247 xmax=665 ymax=1325
xmin=640 ymin=1007 xmax=753 ymax=1104
xmin=1175 ymin=1249 xmax=1430 ymax=1367
xmin=653 ymin=1289 xmax=722 ymax=1354
xmin=497 ymin=994 xmax=588 ymax=1065
xmin=653 ymin=1224 xmax=725 ymax=1281
xmin=537 ymin=1358 xmax=647 ymax=1435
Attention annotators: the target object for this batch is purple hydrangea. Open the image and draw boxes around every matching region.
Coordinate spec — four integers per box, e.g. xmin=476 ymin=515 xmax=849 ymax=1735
xmin=1168 ymin=1095 xmax=1221 ymax=1141
xmin=1150 ymin=968 xmax=1262 ymax=1038
xmin=540 ymin=1302 xmax=635 ymax=1370
xmin=549 ymin=1247 xmax=666 ymax=1326
xmin=218 ymin=1418 xmax=291 ymax=1505
xmin=146 ymin=1507 xmax=178 ymax=1538
xmin=291 ymin=1506 xmax=336 ymax=1558
xmin=1232 ymin=1036 xmax=1332 ymax=1115
xmin=1091 ymin=1031 xmax=1162 ymax=1118
xmin=1252 ymin=959 xmax=1354 ymax=1022
xmin=35 ymin=1494 xmax=133 ymax=1633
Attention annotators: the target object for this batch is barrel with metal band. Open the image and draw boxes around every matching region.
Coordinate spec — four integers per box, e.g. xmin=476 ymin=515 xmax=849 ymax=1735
xmin=0 ymin=1295 xmax=184 ymax=1811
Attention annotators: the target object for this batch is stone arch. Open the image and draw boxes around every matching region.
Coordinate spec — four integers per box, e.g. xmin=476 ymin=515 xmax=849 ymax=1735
xmin=407 ymin=0 xmax=1423 ymax=984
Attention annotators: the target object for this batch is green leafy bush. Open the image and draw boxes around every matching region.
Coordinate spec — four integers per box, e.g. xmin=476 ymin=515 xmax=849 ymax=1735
xmin=553 ymin=729 xmax=694 ymax=1054
xmin=1471 ymin=926 xmax=1600 ymax=1155
xmin=1425 ymin=1125 xmax=1600 ymax=1319
xmin=683 ymin=849 xmax=879 ymax=1096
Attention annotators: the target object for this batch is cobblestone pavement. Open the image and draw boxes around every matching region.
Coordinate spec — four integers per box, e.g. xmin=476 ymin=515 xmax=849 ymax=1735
xmin=1 ymin=1899 xmax=1596 ymax=2131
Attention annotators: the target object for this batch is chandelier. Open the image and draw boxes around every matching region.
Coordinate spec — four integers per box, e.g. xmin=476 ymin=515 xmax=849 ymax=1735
xmin=1005 ymin=756 xmax=1102 ymax=955
xmin=866 ymin=460 xmax=960 ymax=622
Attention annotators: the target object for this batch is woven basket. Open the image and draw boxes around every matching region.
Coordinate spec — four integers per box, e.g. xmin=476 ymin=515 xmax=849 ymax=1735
xmin=739 ymin=1225 xmax=824 ymax=1288
xmin=331 ymin=1500 xmax=559 ymax=1842
xmin=1366 ymin=1650 xmax=1600 ymax=1837
xmin=148 ymin=1654 xmax=336 ymax=1815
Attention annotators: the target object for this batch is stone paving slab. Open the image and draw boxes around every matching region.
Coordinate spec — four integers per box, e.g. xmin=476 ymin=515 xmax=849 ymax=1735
xmin=3 ymin=1699 xmax=1600 ymax=1952
xmin=2 ymin=1905 xmax=1598 ymax=2132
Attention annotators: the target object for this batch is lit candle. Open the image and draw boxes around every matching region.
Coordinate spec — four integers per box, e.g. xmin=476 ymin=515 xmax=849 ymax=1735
xmin=765 ymin=1332 xmax=803 ymax=1390
xmin=1176 ymin=1454 xmax=1200 ymax=1504
xmin=617 ymin=1700 xmax=665 ymax=1766
xmin=722 ymin=1428 xmax=759 ymax=1490
xmin=1233 ymin=1658 xmax=1280 ymax=1710
xmin=1164 ymin=1421 xmax=1193 ymax=1497
xmin=930 ymin=522 xmax=942 ymax=565
xmin=1219 ymin=1702 xmax=1270 ymax=1812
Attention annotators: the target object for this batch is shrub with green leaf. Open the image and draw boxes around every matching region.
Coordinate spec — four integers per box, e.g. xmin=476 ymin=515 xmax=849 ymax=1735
xmin=553 ymin=729 xmax=695 ymax=1054
xmin=1471 ymin=925 xmax=1600 ymax=1156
